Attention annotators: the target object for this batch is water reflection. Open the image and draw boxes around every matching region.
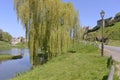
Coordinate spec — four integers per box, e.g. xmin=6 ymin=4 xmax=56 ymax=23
xmin=0 ymin=48 xmax=32 ymax=80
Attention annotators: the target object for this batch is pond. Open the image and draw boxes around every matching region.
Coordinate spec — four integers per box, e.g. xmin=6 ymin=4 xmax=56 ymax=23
xmin=0 ymin=48 xmax=32 ymax=80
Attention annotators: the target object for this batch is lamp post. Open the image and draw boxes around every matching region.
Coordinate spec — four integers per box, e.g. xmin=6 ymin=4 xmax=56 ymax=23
xmin=100 ymin=10 xmax=105 ymax=56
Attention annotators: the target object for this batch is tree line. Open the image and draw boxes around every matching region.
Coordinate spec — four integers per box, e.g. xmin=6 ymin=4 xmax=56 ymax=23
xmin=14 ymin=0 xmax=82 ymax=65
xmin=0 ymin=29 xmax=12 ymax=42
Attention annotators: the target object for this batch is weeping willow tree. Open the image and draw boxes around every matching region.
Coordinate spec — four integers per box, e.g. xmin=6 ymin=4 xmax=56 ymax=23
xmin=14 ymin=0 xmax=80 ymax=65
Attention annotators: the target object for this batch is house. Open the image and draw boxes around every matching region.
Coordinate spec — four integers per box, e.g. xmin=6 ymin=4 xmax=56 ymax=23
xmin=97 ymin=17 xmax=114 ymax=27
xmin=11 ymin=37 xmax=28 ymax=45
xmin=11 ymin=37 xmax=21 ymax=45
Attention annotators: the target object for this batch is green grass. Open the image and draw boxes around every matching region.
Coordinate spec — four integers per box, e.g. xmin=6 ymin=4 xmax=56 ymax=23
xmin=12 ymin=43 xmax=118 ymax=80
xmin=12 ymin=42 xmax=28 ymax=48
xmin=108 ymin=40 xmax=120 ymax=47
xmin=104 ymin=22 xmax=120 ymax=40
xmin=0 ymin=41 xmax=11 ymax=49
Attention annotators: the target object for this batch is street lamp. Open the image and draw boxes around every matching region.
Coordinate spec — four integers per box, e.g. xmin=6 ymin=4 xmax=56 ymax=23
xmin=100 ymin=10 xmax=105 ymax=56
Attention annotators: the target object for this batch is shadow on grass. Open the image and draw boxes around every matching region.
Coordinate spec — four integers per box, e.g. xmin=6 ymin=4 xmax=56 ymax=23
xmin=67 ymin=50 xmax=76 ymax=53
xmin=102 ymin=75 xmax=108 ymax=80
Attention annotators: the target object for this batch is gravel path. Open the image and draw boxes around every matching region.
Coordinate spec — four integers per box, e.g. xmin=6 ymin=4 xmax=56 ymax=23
xmin=104 ymin=45 xmax=120 ymax=62
xmin=103 ymin=45 xmax=120 ymax=77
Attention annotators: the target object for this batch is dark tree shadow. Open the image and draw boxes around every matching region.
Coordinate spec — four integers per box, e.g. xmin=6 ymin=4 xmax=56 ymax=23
xmin=102 ymin=75 xmax=108 ymax=80
xmin=67 ymin=50 xmax=76 ymax=53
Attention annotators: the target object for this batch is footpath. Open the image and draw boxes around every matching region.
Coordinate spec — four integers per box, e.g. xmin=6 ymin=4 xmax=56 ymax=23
xmin=102 ymin=45 xmax=120 ymax=77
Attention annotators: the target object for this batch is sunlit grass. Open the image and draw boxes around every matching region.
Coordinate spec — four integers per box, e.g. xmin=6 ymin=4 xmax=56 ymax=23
xmin=12 ymin=43 xmax=115 ymax=80
xmin=87 ymin=22 xmax=120 ymax=43
xmin=108 ymin=40 xmax=120 ymax=47
xmin=0 ymin=41 xmax=11 ymax=49
xmin=12 ymin=42 xmax=28 ymax=48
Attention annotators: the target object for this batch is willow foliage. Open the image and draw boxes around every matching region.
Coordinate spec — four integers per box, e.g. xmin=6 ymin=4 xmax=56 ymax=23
xmin=14 ymin=0 xmax=80 ymax=65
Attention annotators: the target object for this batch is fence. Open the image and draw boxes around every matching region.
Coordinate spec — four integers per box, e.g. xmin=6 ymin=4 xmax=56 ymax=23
xmin=107 ymin=65 xmax=115 ymax=80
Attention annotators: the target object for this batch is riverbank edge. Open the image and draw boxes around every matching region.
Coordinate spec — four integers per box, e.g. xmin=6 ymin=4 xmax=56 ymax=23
xmin=0 ymin=54 xmax=13 ymax=61
xmin=0 ymin=54 xmax=23 ymax=61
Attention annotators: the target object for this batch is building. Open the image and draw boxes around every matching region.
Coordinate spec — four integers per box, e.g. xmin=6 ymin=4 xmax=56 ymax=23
xmin=11 ymin=37 xmax=21 ymax=45
xmin=97 ymin=17 xmax=114 ymax=27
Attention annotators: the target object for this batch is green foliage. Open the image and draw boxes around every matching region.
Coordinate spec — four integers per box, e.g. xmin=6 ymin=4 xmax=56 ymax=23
xmin=0 ymin=29 xmax=12 ymax=43
xmin=1 ymin=32 xmax=12 ymax=42
xmin=0 ymin=29 xmax=2 ymax=40
xmin=115 ymin=12 xmax=120 ymax=17
xmin=14 ymin=0 xmax=81 ymax=65
xmin=12 ymin=44 xmax=109 ymax=80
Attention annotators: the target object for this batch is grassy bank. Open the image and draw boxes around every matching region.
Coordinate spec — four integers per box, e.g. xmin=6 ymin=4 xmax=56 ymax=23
xmin=12 ymin=42 xmax=28 ymax=48
xmin=85 ymin=22 xmax=120 ymax=42
xmin=12 ymin=43 xmax=119 ymax=80
xmin=0 ymin=41 xmax=11 ymax=49
xmin=0 ymin=54 xmax=13 ymax=61
xmin=108 ymin=40 xmax=120 ymax=47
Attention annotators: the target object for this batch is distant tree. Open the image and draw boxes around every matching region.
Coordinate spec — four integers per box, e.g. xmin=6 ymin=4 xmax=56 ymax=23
xmin=115 ymin=12 xmax=120 ymax=17
xmin=0 ymin=29 xmax=3 ymax=40
xmin=21 ymin=37 xmax=26 ymax=44
xmin=2 ymin=32 xmax=12 ymax=42
xmin=114 ymin=12 xmax=120 ymax=22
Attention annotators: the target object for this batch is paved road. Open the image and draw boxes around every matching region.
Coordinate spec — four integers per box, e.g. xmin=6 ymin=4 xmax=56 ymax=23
xmin=104 ymin=45 xmax=120 ymax=62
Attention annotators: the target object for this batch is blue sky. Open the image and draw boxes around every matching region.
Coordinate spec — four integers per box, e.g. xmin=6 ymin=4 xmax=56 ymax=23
xmin=64 ymin=0 xmax=120 ymax=27
xmin=0 ymin=0 xmax=25 ymax=37
xmin=0 ymin=0 xmax=120 ymax=37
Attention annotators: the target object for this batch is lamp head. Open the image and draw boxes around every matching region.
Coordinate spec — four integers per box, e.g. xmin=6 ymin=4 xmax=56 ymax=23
xmin=100 ymin=10 xmax=105 ymax=18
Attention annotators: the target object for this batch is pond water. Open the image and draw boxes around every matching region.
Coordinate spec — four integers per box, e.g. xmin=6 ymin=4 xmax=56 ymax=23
xmin=0 ymin=48 xmax=32 ymax=80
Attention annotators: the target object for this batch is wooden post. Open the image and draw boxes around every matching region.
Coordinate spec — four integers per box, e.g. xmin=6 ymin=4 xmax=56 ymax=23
xmin=107 ymin=65 xmax=115 ymax=80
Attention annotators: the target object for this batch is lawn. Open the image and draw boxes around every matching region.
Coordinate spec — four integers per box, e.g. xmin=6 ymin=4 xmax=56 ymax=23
xmin=12 ymin=42 xmax=28 ymax=48
xmin=12 ymin=43 xmax=119 ymax=80
xmin=108 ymin=40 xmax=120 ymax=47
xmin=0 ymin=41 xmax=11 ymax=49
